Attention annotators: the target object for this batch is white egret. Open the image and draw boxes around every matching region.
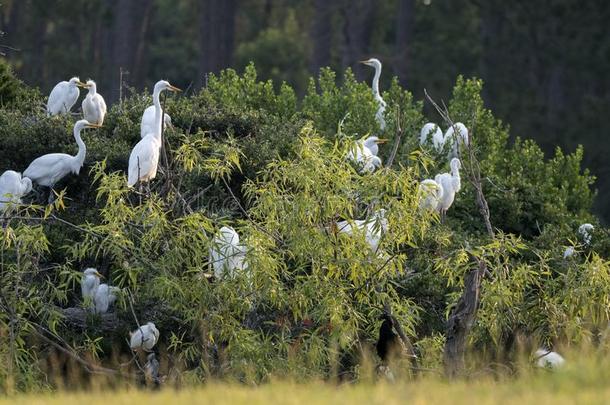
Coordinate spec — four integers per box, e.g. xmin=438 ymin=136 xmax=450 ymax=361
xmin=434 ymin=158 xmax=461 ymax=220
xmin=140 ymin=105 xmax=172 ymax=139
xmin=0 ymin=170 xmax=32 ymax=215
xmin=337 ymin=209 xmax=388 ymax=252
xmin=130 ymin=322 xmax=160 ymax=351
xmin=81 ymin=268 xmax=102 ymax=301
xmin=24 ymin=120 xmax=100 ymax=202
xmin=209 ymin=226 xmax=248 ymax=279
xmin=419 ymin=123 xmax=444 ymax=150
xmin=94 ymin=283 xmax=120 ymax=314
xmin=360 ymin=58 xmax=387 ymax=131
xmin=563 ymin=246 xmax=575 ymax=259
xmin=535 ymin=349 xmax=565 ymax=369
xmin=444 ymin=122 xmax=469 ymax=159
xmin=81 ymin=80 xmax=107 ymax=125
xmin=47 ymin=77 xmax=86 ymax=116
xmin=418 ymin=179 xmax=444 ymax=212
xmin=578 ymin=223 xmax=594 ymax=245
xmin=347 ymin=136 xmax=387 ymax=173
xmin=127 ymin=80 xmax=181 ymax=188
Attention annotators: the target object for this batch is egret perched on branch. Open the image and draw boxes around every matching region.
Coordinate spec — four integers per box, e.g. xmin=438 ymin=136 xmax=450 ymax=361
xmin=141 ymin=107 xmax=172 ymax=139
xmin=360 ymin=58 xmax=387 ymax=131
xmin=127 ymin=80 xmax=181 ymax=188
xmin=444 ymin=122 xmax=469 ymax=158
xmin=337 ymin=209 xmax=388 ymax=252
xmin=434 ymin=158 xmax=461 ymax=220
xmin=0 ymin=170 xmax=32 ymax=215
xmin=419 ymin=123 xmax=444 ymax=150
xmin=47 ymin=77 xmax=86 ymax=115
xmin=130 ymin=322 xmax=160 ymax=351
xmin=209 ymin=226 xmax=248 ymax=279
xmin=578 ymin=223 xmax=594 ymax=245
xmin=81 ymin=268 xmax=102 ymax=301
xmin=347 ymin=136 xmax=387 ymax=173
xmin=81 ymin=80 xmax=107 ymax=125
xmin=535 ymin=349 xmax=565 ymax=369
xmin=418 ymin=178 xmax=444 ymax=212
xmin=94 ymin=283 xmax=120 ymax=314
xmin=24 ymin=120 xmax=101 ymax=203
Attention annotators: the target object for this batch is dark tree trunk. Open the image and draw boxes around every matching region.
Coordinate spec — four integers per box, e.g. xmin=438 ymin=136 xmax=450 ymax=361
xmin=443 ymin=258 xmax=486 ymax=378
xmin=130 ymin=0 xmax=154 ymax=89
xmin=197 ymin=0 xmax=237 ymax=88
xmin=394 ymin=0 xmax=414 ymax=86
xmin=310 ymin=0 xmax=333 ymax=74
xmin=341 ymin=0 xmax=377 ymax=80
xmin=110 ymin=0 xmax=134 ymax=103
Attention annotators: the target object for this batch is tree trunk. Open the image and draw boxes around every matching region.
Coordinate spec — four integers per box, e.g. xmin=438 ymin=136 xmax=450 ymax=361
xmin=394 ymin=0 xmax=414 ymax=87
xmin=197 ymin=0 xmax=237 ymax=88
xmin=341 ymin=0 xmax=377 ymax=80
xmin=310 ymin=0 xmax=333 ymax=74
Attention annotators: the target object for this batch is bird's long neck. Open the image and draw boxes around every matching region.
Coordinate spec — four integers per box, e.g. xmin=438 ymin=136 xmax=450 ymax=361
xmin=372 ymin=65 xmax=382 ymax=97
xmin=451 ymin=164 xmax=460 ymax=179
xmin=74 ymin=127 xmax=86 ymax=168
xmin=152 ymin=88 xmax=163 ymax=140
xmin=88 ymin=84 xmax=97 ymax=96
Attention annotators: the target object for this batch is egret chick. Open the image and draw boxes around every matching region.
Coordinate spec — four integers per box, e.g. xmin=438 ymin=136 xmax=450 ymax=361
xmin=337 ymin=209 xmax=388 ymax=253
xmin=419 ymin=123 xmax=444 ymax=150
xmin=535 ymin=349 xmax=565 ymax=369
xmin=444 ymin=123 xmax=469 ymax=159
xmin=434 ymin=158 xmax=461 ymax=221
xmin=0 ymin=170 xmax=32 ymax=215
xmin=81 ymin=80 xmax=107 ymax=125
xmin=94 ymin=283 xmax=120 ymax=314
xmin=130 ymin=322 xmax=160 ymax=351
xmin=209 ymin=226 xmax=248 ymax=279
xmin=47 ymin=77 xmax=87 ymax=115
xmin=360 ymin=58 xmax=387 ymax=130
xmin=347 ymin=136 xmax=387 ymax=173
xmin=418 ymin=179 xmax=444 ymax=212
xmin=81 ymin=268 xmax=102 ymax=304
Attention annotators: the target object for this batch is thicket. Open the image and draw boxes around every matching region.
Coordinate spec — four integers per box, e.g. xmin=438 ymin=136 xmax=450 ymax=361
xmin=0 ymin=61 xmax=608 ymax=392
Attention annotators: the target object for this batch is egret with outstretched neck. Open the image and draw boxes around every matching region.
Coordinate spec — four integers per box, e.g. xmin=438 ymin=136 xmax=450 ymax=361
xmin=360 ymin=58 xmax=387 ymax=131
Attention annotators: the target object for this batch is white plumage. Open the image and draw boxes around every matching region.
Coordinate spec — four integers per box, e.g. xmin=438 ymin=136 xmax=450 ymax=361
xmin=418 ymin=178 xmax=444 ymax=212
xmin=94 ymin=283 xmax=120 ymax=314
xmin=347 ymin=136 xmax=386 ymax=173
xmin=130 ymin=322 xmax=160 ymax=351
xmin=578 ymin=223 xmax=594 ymax=245
xmin=563 ymin=246 xmax=575 ymax=259
xmin=47 ymin=77 xmax=85 ymax=116
xmin=535 ymin=349 xmax=565 ymax=369
xmin=24 ymin=120 xmax=100 ymax=194
xmin=127 ymin=80 xmax=181 ymax=188
xmin=434 ymin=158 xmax=462 ymax=218
xmin=419 ymin=123 xmax=444 ymax=150
xmin=0 ymin=170 xmax=32 ymax=215
xmin=444 ymin=123 xmax=469 ymax=159
xmin=209 ymin=226 xmax=248 ymax=279
xmin=140 ymin=105 xmax=172 ymax=139
xmin=337 ymin=209 xmax=388 ymax=253
xmin=81 ymin=80 xmax=107 ymax=125
xmin=81 ymin=268 xmax=102 ymax=301
xmin=360 ymin=58 xmax=387 ymax=131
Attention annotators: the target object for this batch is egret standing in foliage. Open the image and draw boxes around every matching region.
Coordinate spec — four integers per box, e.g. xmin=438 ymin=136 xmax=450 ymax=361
xmin=418 ymin=178 xmax=444 ymax=212
xmin=94 ymin=284 xmax=120 ymax=314
xmin=81 ymin=80 xmax=107 ymax=125
xmin=0 ymin=170 xmax=32 ymax=215
xmin=444 ymin=123 xmax=469 ymax=159
xmin=130 ymin=322 xmax=160 ymax=351
xmin=337 ymin=209 xmax=388 ymax=253
xmin=578 ymin=223 xmax=594 ymax=245
xmin=419 ymin=123 xmax=444 ymax=150
xmin=347 ymin=136 xmax=387 ymax=173
xmin=47 ymin=77 xmax=86 ymax=116
xmin=360 ymin=58 xmax=387 ymax=131
xmin=24 ymin=120 xmax=101 ymax=202
xmin=81 ymin=268 xmax=102 ymax=301
xmin=434 ymin=158 xmax=462 ymax=220
xmin=535 ymin=349 xmax=565 ymax=369
xmin=209 ymin=226 xmax=248 ymax=279
xmin=128 ymin=80 xmax=181 ymax=188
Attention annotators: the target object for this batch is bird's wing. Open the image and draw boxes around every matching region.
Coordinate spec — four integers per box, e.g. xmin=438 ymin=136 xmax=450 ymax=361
xmin=98 ymin=95 xmax=107 ymax=116
xmin=24 ymin=154 xmax=71 ymax=184
xmin=47 ymin=82 xmax=68 ymax=114
xmin=128 ymin=137 xmax=160 ymax=186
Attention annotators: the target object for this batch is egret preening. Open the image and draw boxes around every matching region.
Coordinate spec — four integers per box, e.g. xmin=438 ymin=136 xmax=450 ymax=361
xmin=94 ymin=283 xmax=120 ymax=314
xmin=141 ymin=105 xmax=172 ymax=139
xmin=81 ymin=80 xmax=107 ymax=125
xmin=360 ymin=58 xmax=387 ymax=131
xmin=47 ymin=77 xmax=86 ymax=116
xmin=337 ymin=209 xmax=388 ymax=252
xmin=23 ymin=120 xmax=101 ymax=203
xmin=0 ymin=170 xmax=32 ymax=215
xmin=434 ymin=158 xmax=461 ymax=220
xmin=81 ymin=268 xmax=102 ymax=302
xmin=347 ymin=136 xmax=387 ymax=173
xmin=444 ymin=122 xmax=469 ymax=158
xmin=578 ymin=223 xmax=594 ymax=245
xmin=535 ymin=349 xmax=565 ymax=369
xmin=130 ymin=322 xmax=160 ymax=351
xmin=419 ymin=123 xmax=444 ymax=150
xmin=418 ymin=178 xmax=444 ymax=212
xmin=127 ymin=80 xmax=181 ymax=188
xmin=209 ymin=226 xmax=248 ymax=279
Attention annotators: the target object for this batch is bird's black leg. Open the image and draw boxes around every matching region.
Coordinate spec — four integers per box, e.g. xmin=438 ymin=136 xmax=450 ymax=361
xmin=47 ymin=187 xmax=56 ymax=205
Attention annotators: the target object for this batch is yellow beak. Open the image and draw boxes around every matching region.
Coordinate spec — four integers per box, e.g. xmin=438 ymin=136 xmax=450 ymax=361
xmin=167 ymin=84 xmax=182 ymax=92
xmin=376 ymin=138 xmax=388 ymax=144
xmin=359 ymin=60 xmax=368 ymax=64
xmin=77 ymin=81 xmax=88 ymax=88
